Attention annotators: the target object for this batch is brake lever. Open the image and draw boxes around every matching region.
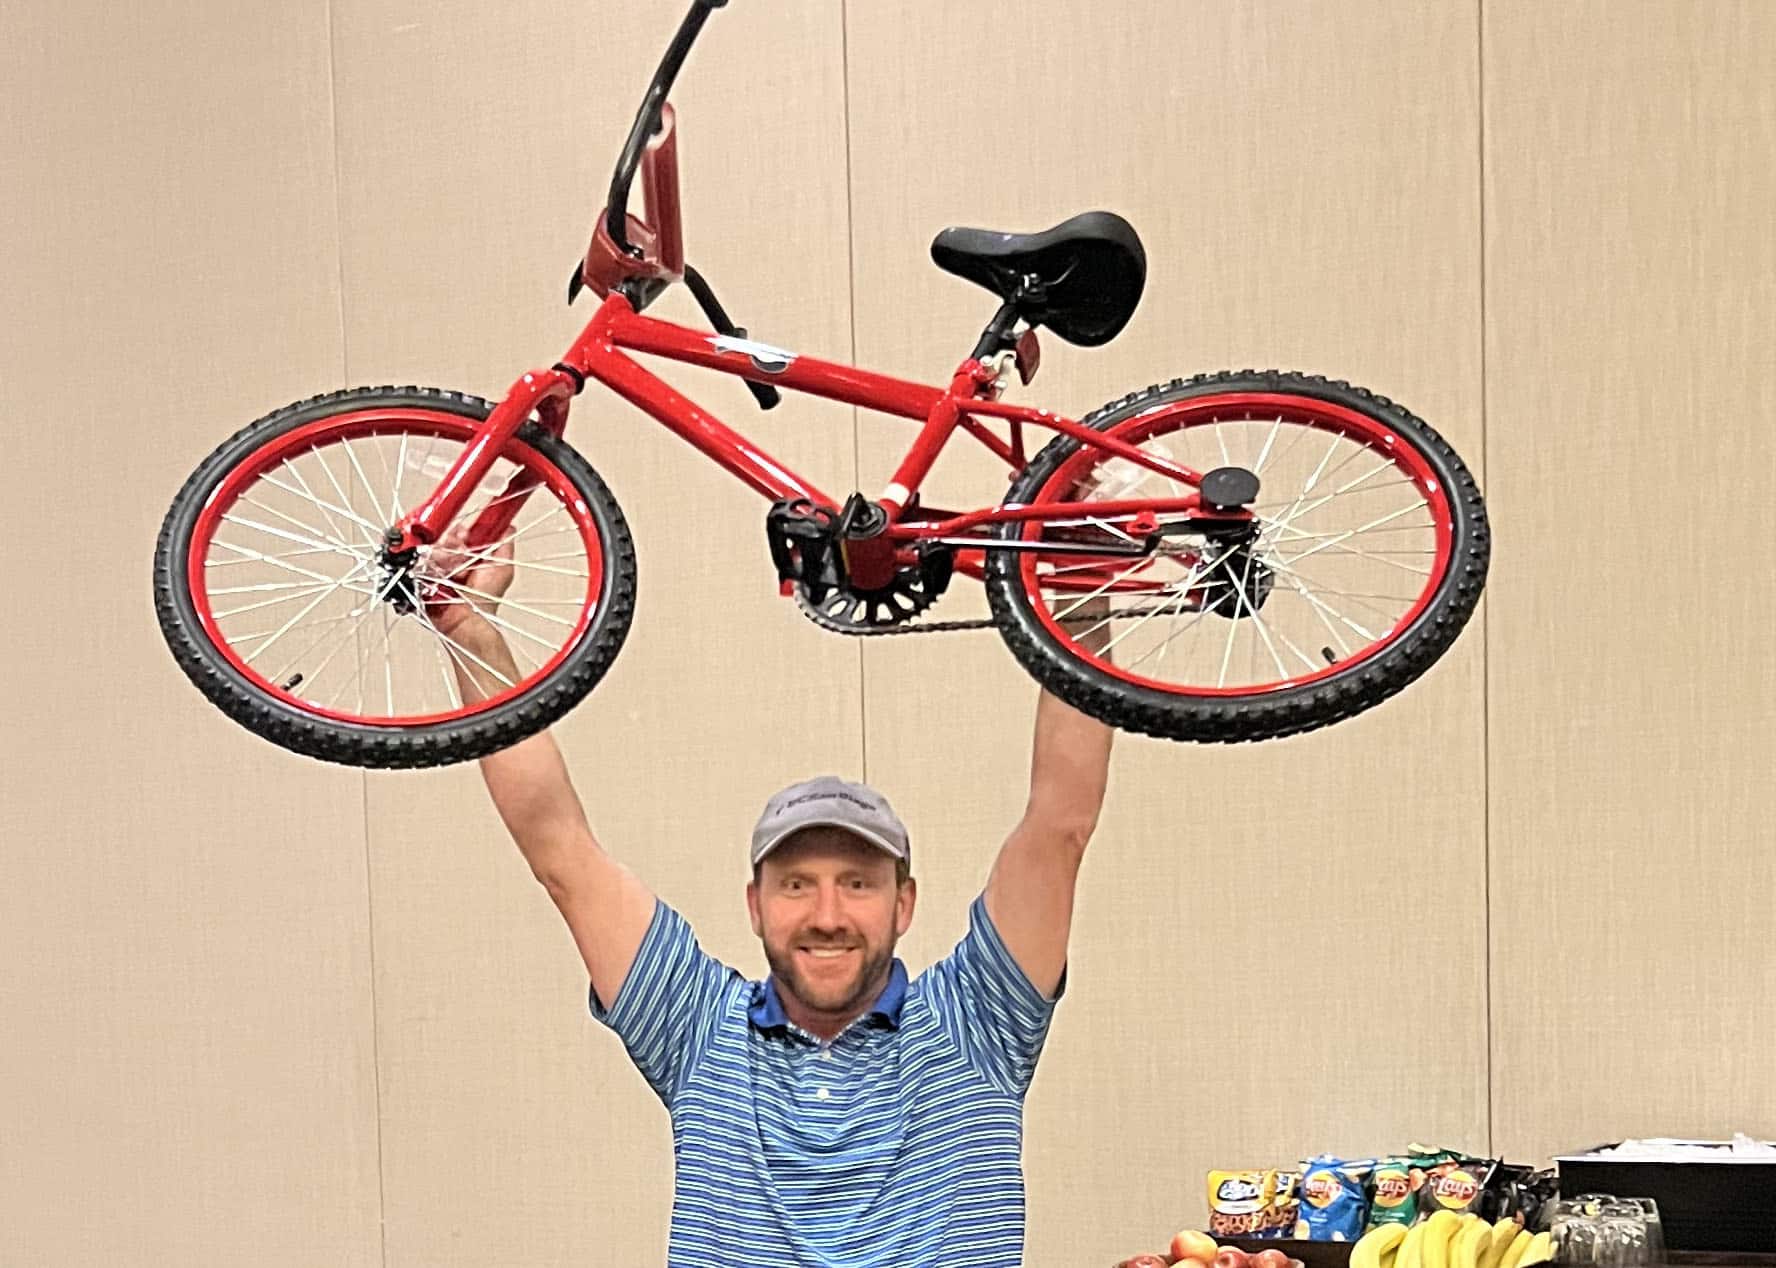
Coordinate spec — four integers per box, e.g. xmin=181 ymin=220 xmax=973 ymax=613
xmin=684 ymin=265 xmax=780 ymax=411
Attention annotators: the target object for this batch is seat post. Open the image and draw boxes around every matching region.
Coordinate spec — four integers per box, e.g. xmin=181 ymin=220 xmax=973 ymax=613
xmin=969 ymin=301 xmax=1022 ymax=361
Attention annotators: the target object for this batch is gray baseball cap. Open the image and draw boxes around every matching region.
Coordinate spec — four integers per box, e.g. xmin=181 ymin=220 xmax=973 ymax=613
xmin=750 ymin=775 xmax=911 ymax=867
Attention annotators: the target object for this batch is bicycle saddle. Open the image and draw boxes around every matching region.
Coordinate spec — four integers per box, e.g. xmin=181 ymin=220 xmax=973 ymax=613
xmin=930 ymin=210 xmax=1146 ymax=347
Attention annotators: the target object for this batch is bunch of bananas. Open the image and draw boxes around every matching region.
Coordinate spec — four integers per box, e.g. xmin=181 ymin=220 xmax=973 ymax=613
xmin=1352 ymin=1212 xmax=1555 ymax=1268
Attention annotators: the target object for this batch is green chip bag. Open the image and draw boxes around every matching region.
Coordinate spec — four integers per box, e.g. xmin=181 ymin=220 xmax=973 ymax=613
xmin=1366 ymin=1158 xmax=1421 ymax=1228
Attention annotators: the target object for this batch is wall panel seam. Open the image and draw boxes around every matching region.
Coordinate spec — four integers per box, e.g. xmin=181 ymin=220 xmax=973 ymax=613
xmin=324 ymin=0 xmax=388 ymax=1257
xmin=840 ymin=0 xmax=870 ymax=783
xmin=1477 ymin=0 xmax=1496 ymax=1160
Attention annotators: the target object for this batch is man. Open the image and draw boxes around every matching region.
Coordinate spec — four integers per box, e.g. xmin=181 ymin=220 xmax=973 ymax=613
xmin=431 ymin=533 xmax=1113 ymax=1267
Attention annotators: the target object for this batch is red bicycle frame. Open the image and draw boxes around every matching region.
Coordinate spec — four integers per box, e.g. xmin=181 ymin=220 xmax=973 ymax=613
xmin=389 ymin=293 xmax=1225 ymax=587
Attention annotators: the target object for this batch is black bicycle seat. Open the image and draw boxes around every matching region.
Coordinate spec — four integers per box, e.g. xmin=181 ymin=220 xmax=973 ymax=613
xmin=930 ymin=210 xmax=1146 ymax=347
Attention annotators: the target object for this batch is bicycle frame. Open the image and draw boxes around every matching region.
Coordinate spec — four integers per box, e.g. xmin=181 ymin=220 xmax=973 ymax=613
xmin=388 ymin=292 xmax=1223 ymax=589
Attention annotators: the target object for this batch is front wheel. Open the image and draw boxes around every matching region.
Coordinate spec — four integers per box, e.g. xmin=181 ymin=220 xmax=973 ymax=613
xmin=153 ymin=385 xmax=637 ymax=768
xmin=985 ymin=371 xmax=1489 ymax=742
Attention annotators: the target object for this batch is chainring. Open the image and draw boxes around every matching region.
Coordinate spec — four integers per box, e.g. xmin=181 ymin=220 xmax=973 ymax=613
xmin=795 ymin=568 xmax=946 ymax=633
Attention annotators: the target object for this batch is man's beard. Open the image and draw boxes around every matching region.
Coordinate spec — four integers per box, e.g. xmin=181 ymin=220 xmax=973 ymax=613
xmin=764 ymin=935 xmax=894 ymax=1019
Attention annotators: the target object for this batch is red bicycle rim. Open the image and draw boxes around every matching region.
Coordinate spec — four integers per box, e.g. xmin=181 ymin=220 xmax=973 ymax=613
xmin=186 ymin=409 xmax=605 ymax=726
xmin=1017 ymin=392 xmax=1456 ymax=697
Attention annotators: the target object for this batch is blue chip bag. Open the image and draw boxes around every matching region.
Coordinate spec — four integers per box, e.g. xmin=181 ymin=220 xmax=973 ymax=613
xmin=1293 ymin=1155 xmax=1372 ymax=1241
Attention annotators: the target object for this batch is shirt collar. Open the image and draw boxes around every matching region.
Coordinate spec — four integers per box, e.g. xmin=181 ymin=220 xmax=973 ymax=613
xmin=748 ymin=958 xmax=908 ymax=1035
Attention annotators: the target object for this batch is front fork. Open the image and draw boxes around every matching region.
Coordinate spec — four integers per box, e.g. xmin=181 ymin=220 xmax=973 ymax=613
xmin=382 ymin=367 xmax=580 ymax=559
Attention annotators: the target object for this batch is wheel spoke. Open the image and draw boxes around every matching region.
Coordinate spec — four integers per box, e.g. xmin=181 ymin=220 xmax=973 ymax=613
xmin=1102 ymin=539 xmax=1242 ymax=655
xmin=1273 ymin=501 xmax=1431 ymax=568
xmin=238 ymin=492 xmax=368 ymax=558
xmin=213 ymin=579 xmax=369 ymax=620
xmin=221 ymin=512 xmax=366 ymax=560
xmin=435 ymin=545 xmax=589 ymax=582
xmin=312 ymin=444 xmax=368 ymax=542
xmin=1252 ymin=415 xmax=1284 ymax=475
xmin=381 ymin=606 xmax=395 ymax=716
xmin=209 ymin=579 xmax=353 ymax=597
xmin=1124 ymin=588 xmax=1212 ymax=671
xmin=231 ymin=608 xmax=363 ymax=648
xmin=1230 ymin=552 xmax=1288 ymax=681
xmin=429 ymin=578 xmax=580 ymax=629
xmin=205 ymin=545 xmax=342 ymax=568
xmin=209 ymin=539 xmax=361 ymax=586
xmin=409 ymin=604 xmax=468 ymax=710
xmin=1276 ymin=569 xmax=1378 ymax=644
xmin=406 ymin=617 xmax=518 ymax=691
xmin=241 ymin=561 xmax=371 ymax=664
xmin=273 ymin=460 xmax=352 ymax=544
xmin=1263 ymin=521 xmax=1431 ymax=543
xmin=271 ymin=458 xmax=380 ymax=549
xmin=342 ymin=437 xmax=392 ymax=528
xmin=266 ymin=604 xmax=371 ymax=690
xmin=1262 ymin=453 xmax=1399 ymax=538
xmin=1216 ymin=551 xmax=1255 ymax=688
xmin=1262 ymin=554 xmax=1414 ymax=617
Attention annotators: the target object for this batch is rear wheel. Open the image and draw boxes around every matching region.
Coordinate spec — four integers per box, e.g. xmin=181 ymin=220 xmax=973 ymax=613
xmin=153 ymin=385 xmax=637 ymax=767
xmin=985 ymin=371 xmax=1488 ymax=742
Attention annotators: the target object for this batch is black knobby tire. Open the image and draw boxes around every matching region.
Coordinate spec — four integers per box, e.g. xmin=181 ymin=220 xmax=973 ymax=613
xmin=153 ymin=386 xmax=637 ymax=768
xmin=984 ymin=371 xmax=1489 ymax=743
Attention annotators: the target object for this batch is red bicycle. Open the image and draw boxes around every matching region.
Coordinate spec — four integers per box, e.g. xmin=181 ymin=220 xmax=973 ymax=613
xmin=154 ymin=0 xmax=1488 ymax=769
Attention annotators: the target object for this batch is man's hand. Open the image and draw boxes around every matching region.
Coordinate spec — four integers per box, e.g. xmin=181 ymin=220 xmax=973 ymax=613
xmin=424 ymin=519 xmax=516 ymax=644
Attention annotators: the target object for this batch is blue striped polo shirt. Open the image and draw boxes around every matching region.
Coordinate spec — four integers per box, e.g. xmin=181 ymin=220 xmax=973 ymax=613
xmin=589 ymin=893 xmax=1065 ymax=1267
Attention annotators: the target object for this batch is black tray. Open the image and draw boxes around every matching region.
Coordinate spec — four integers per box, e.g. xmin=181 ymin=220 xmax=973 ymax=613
xmin=1558 ymin=1145 xmax=1776 ymax=1253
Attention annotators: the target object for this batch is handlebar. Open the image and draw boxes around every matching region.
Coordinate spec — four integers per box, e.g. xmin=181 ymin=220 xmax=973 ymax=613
xmin=604 ymin=0 xmax=728 ymax=254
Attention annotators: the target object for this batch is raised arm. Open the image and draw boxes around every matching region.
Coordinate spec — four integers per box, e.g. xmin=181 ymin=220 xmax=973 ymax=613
xmin=427 ymin=530 xmax=656 ymax=1012
xmin=983 ymin=614 xmax=1115 ymax=999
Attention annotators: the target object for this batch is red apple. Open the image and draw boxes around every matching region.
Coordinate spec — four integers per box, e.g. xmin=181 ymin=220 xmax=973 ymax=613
xmin=1254 ymin=1250 xmax=1292 ymax=1268
xmin=1214 ymin=1249 xmax=1252 ymax=1268
xmin=1172 ymin=1231 xmax=1221 ymax=1263
xmin=1113 ymin=1257 xmax=1171 ymax=1268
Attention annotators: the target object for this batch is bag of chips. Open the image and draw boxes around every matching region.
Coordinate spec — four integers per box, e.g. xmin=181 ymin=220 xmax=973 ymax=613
xmin=1420 ymin=1157 xmax=1497 ymax=1219
xmin=1207 ymin=1169 xmax=1277 ymax=1238
xmin=1266 ymin=1170 xmax=1301 ymax=1239
xmin=1294 ymin=1156 xmax=1372 ymax=1241
xmin=1365 ymin=1157 xmax=1423 ymax=1228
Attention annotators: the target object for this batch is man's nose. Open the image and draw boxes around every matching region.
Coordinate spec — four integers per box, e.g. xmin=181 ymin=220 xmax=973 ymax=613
xmin=809 ymin=883 xmax=847 ymax=932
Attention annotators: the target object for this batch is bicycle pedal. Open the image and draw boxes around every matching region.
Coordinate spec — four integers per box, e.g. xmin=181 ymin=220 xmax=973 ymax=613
xmin=765 ymin=498 xmax=846 ymax=596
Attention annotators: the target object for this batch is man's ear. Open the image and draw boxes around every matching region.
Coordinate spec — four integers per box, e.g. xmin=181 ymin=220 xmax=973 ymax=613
xmin=746 ymin=878 xmax=763 ymax=938
xmin=895 ymin=876 xmax=916 ymax=938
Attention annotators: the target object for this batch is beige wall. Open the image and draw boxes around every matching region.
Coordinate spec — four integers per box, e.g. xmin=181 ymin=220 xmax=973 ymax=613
xmin=2 ymin=2 xmax=1770 ymax=1266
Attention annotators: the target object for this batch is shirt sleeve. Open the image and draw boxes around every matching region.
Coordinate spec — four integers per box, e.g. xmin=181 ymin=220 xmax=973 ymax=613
xmin=587 ymin=898 xmax=737 ymax=1105
xmin=921 ymin=892 xmax=1067 ymax=1096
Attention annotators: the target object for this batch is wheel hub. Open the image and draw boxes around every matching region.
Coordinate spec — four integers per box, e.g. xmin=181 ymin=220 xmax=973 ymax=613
xmin=1192 ymin=520 xmax=1276 ymax=618
xmin=376 ymin=540 xmax=422 ymax=615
